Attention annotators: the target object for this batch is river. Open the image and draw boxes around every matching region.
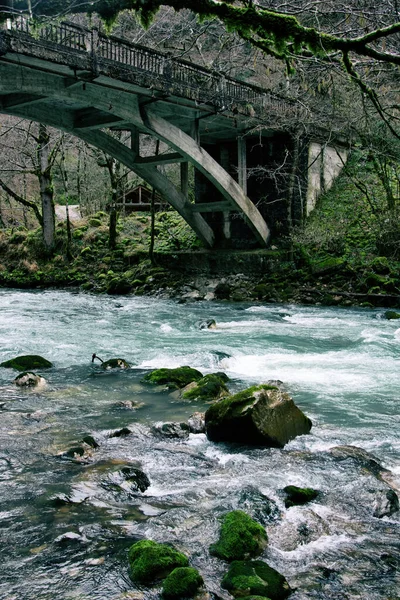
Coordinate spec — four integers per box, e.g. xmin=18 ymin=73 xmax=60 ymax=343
xmin=0 ymin=289 xmax=399 ymax=599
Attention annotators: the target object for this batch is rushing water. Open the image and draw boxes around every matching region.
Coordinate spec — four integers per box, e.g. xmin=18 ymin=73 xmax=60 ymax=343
xmin=0 ymin=289 xmax=399 ymax=600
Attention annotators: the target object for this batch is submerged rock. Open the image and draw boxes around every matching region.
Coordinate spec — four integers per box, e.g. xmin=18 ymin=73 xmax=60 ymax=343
xmin=13 ymin=371 xmax=46 ymax=388
xmin=210 ymin=510 xmax=268 ymax=561
xmin=283 ymin=485 xmax=319 ymax=508
xmin=182 ymin=373 xmax=230 ymax=402
xmin=373 ymin=489 xmax=399 ymax=518
xmin=205 ymin=384 xmax=312 ymax=447
xmin=162 ymin=567 xmax=204 ymax=599
xmin=221 ymin=560 xmax=292 ymax=600
xmin=128 ymin=539 xmax=189 ymax=584
xmin=109 ymin=427 xmax=132 ymax=438
xmin=1 ymin=355 xmax=53 ymax=371
xmin=143 ymin=366 xmax=203 ymax=389
xmin=197 ymin=319 xmax=217 ymax=330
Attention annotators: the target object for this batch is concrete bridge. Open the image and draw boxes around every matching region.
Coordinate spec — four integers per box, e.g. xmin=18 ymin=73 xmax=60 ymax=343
xmin=0 ymin=19 xmax=347 ymax=248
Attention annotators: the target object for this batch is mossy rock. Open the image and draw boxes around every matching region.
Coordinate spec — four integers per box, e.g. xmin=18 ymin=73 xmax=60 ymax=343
xmin=310 ymin=256 xmax=345 ymax=275
xmin=283 ymin=485 xmax=319 ymax=508
xmin=0 ymin=354 xmax=53 ymax=371
xmin=371 ymin=256 xmax=391 ymax=275
xmin=143 ymin=366 xmax=203 ymax=389
xmin=128 ymin=540 xmax=189 ymax=584
xmin=89 ymin=218 xmax=102 ymax=227
xmin=221 ymin=560 xmax=291 ymax=600
xmin=182 ymin=373 xmax=230 ymax=402
xmin=205 ymin=384 xmax=312 ymax=448
xmin=101 ymin=358 xmax=130 ymax=370
xmin=210 ymin=510 xmax=267 ymax=562
xmin=162 ymin=567 xmax=203 ymax=599
xmin=106 ymin=277 xmax=132 ymax=295
xmin=384 ymin=310 xmax=400 ymax=320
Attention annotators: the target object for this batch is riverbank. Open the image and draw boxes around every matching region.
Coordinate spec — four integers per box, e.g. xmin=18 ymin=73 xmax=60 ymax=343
xmin=0 ymin=215 xmax=399 ymax=309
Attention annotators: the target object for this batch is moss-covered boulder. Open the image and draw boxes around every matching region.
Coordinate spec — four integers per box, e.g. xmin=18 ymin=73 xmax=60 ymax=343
xmin=283 ymin=485 xmax=319 ymax=508
xmin=13 ymin=371 xmax=46 ymax=387
xmin=128 ymin=540 xmax=189 ymax=584
xmin=182 ymin=373 xmax=230 ymax=402
xmin=384 ymin=310 xmax=400 ymax=320
xmin=162 ymin=567 xmax=203 ymax=599
xmin=221 ymin=560 xmax=291 ymax=600
xmin=102 ymin=358 xmax=130 ymax=370
xmin=205 ymin=385 xmax=312 ymax=448
xmin=0 ymin=355 xmax=53 ymax=371
xmin=210 ymin=510 xmax=268 ymax=561
xmin=143 ymin=366 xmax=203 ymax=389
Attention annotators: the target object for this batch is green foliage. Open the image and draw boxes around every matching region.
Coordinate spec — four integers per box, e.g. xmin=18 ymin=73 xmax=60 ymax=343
xmin=143 ymin=366 xmax=203 ymax=389
xmin=210 ymin=510 xmax=268 ymax=561
xmin=128 ymin=539 xmax=189 ymax=584
xmin=162 ymin=567 xmax=203 ymax=599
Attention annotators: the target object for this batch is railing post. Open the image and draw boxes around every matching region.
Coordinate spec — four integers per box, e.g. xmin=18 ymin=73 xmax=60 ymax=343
xmin=88 ymin=27 xmax=99 ymax=76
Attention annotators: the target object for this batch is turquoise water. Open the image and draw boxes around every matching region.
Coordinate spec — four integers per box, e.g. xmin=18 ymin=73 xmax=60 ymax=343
xmin=0 ymin=289 xmax=399 ymax=599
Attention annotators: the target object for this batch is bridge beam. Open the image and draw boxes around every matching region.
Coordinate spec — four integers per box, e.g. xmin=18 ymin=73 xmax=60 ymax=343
xmin=0 ymin=62 xmax=270 ymax=247
xmin=141 ymin=106 xmax=270 ymax=246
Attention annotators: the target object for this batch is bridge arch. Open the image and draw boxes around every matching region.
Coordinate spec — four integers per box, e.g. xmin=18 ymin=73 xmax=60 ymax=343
xmin=0 ymin=22 xmax=272 ymax=247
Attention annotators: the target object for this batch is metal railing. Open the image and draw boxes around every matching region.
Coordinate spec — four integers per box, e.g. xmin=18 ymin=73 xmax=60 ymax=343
xmin=5 ymin=18 xmax=295 ymax=116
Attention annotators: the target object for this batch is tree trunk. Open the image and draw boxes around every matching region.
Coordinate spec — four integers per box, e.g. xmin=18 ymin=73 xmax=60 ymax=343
xmin=38 ymin=124 xmax=55 ymax=253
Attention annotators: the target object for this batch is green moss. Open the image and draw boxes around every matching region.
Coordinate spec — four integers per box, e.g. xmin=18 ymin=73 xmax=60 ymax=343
xmin=283 ymin=485 xmax=319 ymax=508
xmin=384 ymin=310 xmax=400 ymax=320
xmin=162 ymin=567 xmax=203 ymax=599
xmin=210 ymin=510 xmax=267 ymax=561
xmin=182 ymin=373 xmax=230 ymax=401
xmin=128 ymin=540 xmax=189 ymax=584
xmin=205 ymin=384 xmax=277 ymax=424
xmin=0 ymin=355 xmax=53 ymax=371
xmin=221 ymin=560 xmax=291 ymax=600
xmin=143 ymin=366 xmax=203 ymax=389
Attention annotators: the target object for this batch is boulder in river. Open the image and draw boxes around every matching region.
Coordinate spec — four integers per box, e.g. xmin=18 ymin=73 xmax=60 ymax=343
xmin=142 ymin=366 xmax=203 ymax=389
xmin=102 ymin=358 xmax=130 ymax=369
xmin=210 ymin=510 xmax=268 ymax=561
xmin=205 ymin=384 xmax=312 ymax=447
xmin=162 ymin=567 xmax=204 ymax=599
xmin=13 ymin=371 xmax=46 ymax=388
xmin=373 ymin=489 xmax=399 ymax=518
xmin=182 ymin=373 xmax=230 ymax=402
xmin=128 ymin=539 xmax=189 ymax=584
xmin=1 ymin=355 xmax=53 ymax=371
xmin=283 ymin=485 xmax=320 ymax=508
xmin=384 ymin=310 xmax=400 ymax=320
xmin=151 ymin=421 xmax=190 ymax=440
xmin=187 ymin=412 xmax=205 ymax=434
xmin=221 ymin=560 xmax=292 ymax=600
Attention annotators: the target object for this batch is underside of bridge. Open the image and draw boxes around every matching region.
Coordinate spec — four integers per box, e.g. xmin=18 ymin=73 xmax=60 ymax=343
xmin=0 ymin=24 xmax=289 ymax=249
